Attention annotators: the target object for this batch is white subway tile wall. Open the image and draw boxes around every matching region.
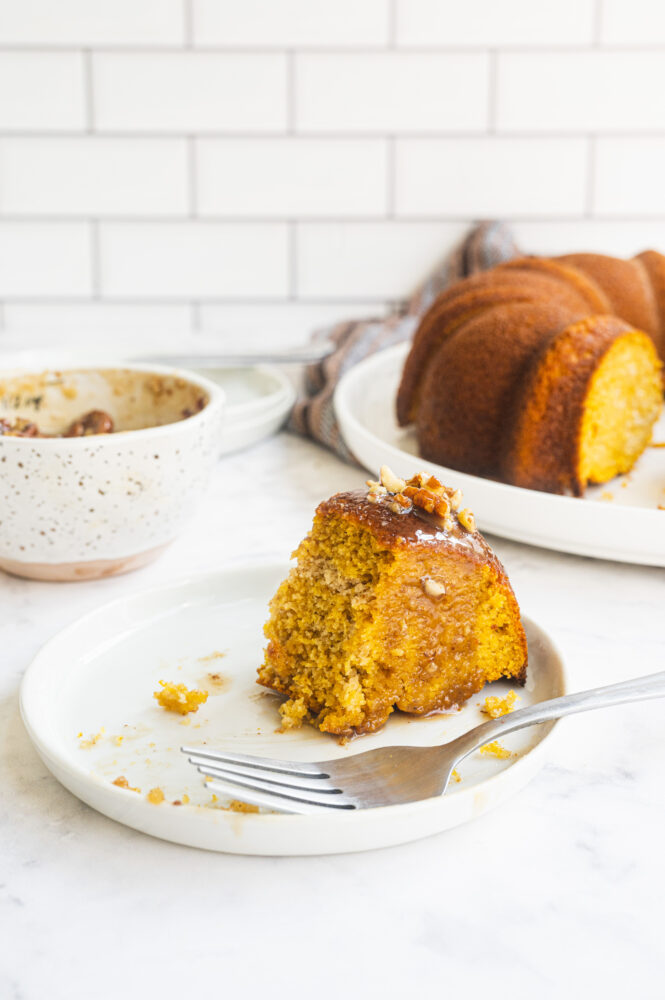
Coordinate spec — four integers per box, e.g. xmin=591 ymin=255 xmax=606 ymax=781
xmin=0 ymin=0 xmax=664 ymax=344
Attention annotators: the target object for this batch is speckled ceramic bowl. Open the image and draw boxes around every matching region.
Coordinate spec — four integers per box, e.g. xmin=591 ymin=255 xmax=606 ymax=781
xmin=0 ymin=365 xmax=225 ymax=581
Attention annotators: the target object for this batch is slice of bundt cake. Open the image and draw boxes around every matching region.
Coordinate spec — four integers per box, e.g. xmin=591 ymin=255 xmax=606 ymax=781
xmin=398 ymin=251 xmax=665 ymax=496
xmin=258 ymin=467 xmax=527 ymax=738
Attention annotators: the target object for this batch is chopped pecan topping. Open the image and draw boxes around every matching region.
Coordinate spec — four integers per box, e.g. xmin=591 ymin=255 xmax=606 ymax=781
xmin=449 ymin=489 xmax=463 ymax=511
xmin=388 ymin=492 xmax=412 ymax=514
xmin=403 ymin=484 xmax=450 ymax=518
xmin=458 ymin=508 xmax=476 ymax=532
xmin=422 ymin=577 xmax=446 ymax=598
xmin=379 ymin=465 xmax=406 ymax=494
xmin=366 ymin=466 xmax=468 ymax=529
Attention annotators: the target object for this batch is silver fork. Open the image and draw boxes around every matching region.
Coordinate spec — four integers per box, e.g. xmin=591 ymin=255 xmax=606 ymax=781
xmin=182 ymin=670 xmax=665 ymax=814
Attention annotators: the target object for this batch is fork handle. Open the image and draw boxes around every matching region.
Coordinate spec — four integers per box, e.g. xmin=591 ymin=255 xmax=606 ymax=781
xmin=451 ymin=670 xmax=665 ymax=762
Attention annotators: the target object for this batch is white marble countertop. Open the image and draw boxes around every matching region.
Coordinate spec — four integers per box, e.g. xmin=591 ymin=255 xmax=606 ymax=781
xmin=2 ymin=431 xmax=664 ymax=999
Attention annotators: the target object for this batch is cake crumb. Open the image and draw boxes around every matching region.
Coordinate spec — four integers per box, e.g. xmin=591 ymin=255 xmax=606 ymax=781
xmin=146 ymin=787 xmax=165 ymax=804
xmin=204 ymin=794 xmax=259 ymax=814
xmin=480 ymin=741 xmax=512 ymax=760
xmin=226 ymin=800 xmax=260 ymax=814
xmin=112 ymin=775 xmax=140 ymax=793
xmin=601 ymin=491 xmax=614 ymax=501
xmin=451 ymin=769 xmax=461 ymax=784
xmin=481 ymin=690 xmax=518 ymax=719
xmin=153 ymin=679 xmax=208 ymax=715
xmin=78 ymin=727 xmax=105 ymax=749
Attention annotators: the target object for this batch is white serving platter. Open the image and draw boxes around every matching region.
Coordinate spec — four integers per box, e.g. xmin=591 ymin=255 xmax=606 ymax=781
xmin=334 ymin=343 xmax=665 ymax=566
xmin=20 ymin=561 xmax=566 ymax=856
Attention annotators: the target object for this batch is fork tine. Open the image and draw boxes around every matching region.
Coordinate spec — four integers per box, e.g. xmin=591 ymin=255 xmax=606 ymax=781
xmin=181 ymin=745 xmax=328 ymax=778
xmin=204 ymin=774 xmax=356 ymax=814
xmin=194 ymin=760 xmax=343 ymax=795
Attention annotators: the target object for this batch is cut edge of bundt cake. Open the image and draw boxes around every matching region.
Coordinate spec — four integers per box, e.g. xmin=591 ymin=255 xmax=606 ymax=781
xmin=502 ymin=316 xmax=663 ymax=496
xmin=258 ymin=467 xmax=527 ymax=739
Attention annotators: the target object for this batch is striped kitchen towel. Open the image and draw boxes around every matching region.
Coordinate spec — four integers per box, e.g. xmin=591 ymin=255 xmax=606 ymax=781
xmin=289 ymin=220 xmax=520 ymax=463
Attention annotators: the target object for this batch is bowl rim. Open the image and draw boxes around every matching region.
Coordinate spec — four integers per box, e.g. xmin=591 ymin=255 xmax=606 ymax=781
xmin=0 ymin=362 xmax=226 ymax=445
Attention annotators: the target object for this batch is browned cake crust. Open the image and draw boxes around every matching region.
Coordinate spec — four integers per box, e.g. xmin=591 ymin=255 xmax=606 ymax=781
xmin=317 ymin=488 xmax=502 ymax=566
xmin=397 ymin=250 xmax=665 ymax=495
xmin=396 ymin=264 xmax=595 ymax=426
xmin=635 ymin=250 xmax=665 ymax=364
xmin=415 ymin=300 xmax=586 ymax=479
xmin=556 ymin=254 xmax=659 ymax=335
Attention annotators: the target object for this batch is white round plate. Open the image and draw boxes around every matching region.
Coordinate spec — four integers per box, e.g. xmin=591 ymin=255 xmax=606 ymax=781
xmin=194 ymin=366 xmax=295 ymax=456
xmin=334 ymin=344 xmax=665 ymax=566
xmin=20 ymin=561 xmax=565 ymax=856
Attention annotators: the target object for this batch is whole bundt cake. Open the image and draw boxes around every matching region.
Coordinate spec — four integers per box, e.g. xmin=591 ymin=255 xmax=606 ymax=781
xmin=397 ymin=253 xmax=665 ymax=496
xmin=258 ymin=466 xmax=527 ymax=738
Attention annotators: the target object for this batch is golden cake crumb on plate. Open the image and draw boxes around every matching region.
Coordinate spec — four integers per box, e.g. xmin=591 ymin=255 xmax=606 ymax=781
xmin=226 ymin=800 xmax=260 ymax=814
xmin=78 ymin=727 xmax=105 ymax=748
xmin=480 ymin=741 xmax=513 ymax=760
xmin=481 ymin=689 xmax=519 ymax=718
xmin=112 ymin=775 xmax=140 ymax=793
xmin=153 ymin=680 xmax=208 ymax=715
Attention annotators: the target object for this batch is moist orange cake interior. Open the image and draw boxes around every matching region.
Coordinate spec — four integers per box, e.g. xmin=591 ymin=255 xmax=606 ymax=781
xmin=258 ymin=469 xmax=527 ymax=737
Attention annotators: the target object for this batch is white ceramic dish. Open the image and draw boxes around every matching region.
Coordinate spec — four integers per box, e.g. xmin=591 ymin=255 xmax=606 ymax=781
xmin=334 ymin=344 xmax=665 ymax=566
xmin=0 ymin=365 xmax=225 ymax=580
xmin=20 ymin=561 xmax=566 ymax=856
xmin=194 ymin=366 xmax=295 ymax=456
xmin=0 ymin=351 xmax=294 ymax=458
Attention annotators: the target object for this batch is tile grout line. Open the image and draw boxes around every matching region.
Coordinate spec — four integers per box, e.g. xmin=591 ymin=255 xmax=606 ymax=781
xmin=0 ymin=295 xmax=398 ymax=307
xmin=2 ymin=43 xmax=665 ymax=54
xmin=387 ymin=136 xmax=396 ymax=218
xmin=188 ymin=136 xmax=197 ymax=217
xmin=90 ymin=219 xmax=101 ymax=299
xmin=594 ymin=0 xmax=603 ymax=46
xmin=288 ymin=222 xmax=298 ymax=300
xmin=388 ymin=0 xmax=397 ymax=47
xmin=586 ymin=134 xmax=596 ymax=217
xmin=488 ymin=49 xmax=498 ymax=133
xmin=6 ymin=212 xmax=664 ymax=224
xmin=184 ymin=0 xmax=194 ymax=47
xmin=83 ymin=48 xmax=94 ymax=132
xmin=287 ymin=51 xmax=296 ymax=134
xmin=2 ymin=129 xmax=665 ymax=140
